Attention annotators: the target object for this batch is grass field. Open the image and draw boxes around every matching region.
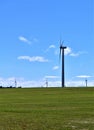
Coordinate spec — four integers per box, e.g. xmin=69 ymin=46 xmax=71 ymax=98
xmin=0 ymin=87 xmax=94 ymax=130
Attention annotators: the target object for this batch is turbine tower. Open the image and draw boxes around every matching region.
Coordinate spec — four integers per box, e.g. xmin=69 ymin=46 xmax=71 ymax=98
xmin=60 ymin=41 xmax=67 ymax=87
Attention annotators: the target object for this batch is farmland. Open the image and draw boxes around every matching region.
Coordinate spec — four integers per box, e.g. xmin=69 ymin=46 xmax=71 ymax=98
xmin=0 ymin=87 xmax=94 ymax=130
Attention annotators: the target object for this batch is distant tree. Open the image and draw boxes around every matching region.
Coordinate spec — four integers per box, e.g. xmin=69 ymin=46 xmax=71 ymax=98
xmin=0 ymin=86 xmax=2 ymax=88
xmin=18 ymin=86 xmax=22 ymax=88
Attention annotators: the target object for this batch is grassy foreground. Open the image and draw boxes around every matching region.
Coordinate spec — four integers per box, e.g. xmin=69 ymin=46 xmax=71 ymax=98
xmin=0 ymin=87 xmax=94 ymax=130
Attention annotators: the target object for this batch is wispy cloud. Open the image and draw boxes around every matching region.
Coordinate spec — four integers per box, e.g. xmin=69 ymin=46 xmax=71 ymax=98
xmin=53 ymin=66 xmax=59 ymax=70
xmin=49 ymin=45 xmax=56 ymax=49
xmin=70 ymin=51 xmax=87 ymax=57
xmin=18 ymin=56 xmax=49 ymax=62
xmin=33 ymin=38 xmax=38 ymax=43
xmin=45 ymin=44 xmax=56 ymax=52
xmin=76 ymin=75 xmax=92 ymax=78
xmin=19 ymin=36 xmax=31 ymax=44
xmin=70 ymin=53 xmax=80 ymax=57
xmin=45 ymin=75 xmax=60 ymax=79
xmin=64 ymin=47 xmax=87 ymax=57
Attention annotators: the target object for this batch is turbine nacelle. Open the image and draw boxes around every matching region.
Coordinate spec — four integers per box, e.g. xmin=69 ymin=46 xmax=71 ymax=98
xmin=60 ymin=43 xmax=67 ymax=49
xmin=59 ymin=43 xmax=67 ymax=58
xmin=60 ymin=45 xmax=67 ymax=50
xmin=60 ymin=40 xmax=67 ymax=54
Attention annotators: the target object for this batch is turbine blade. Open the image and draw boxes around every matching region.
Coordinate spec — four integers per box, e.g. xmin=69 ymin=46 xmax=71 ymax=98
xmin=59 ymin=38 xmax=63 ymax=63
xmin=59 ymin=45 xmax=62 ymax=63
xmin=62 ymin=40 xmax=64 ymax=46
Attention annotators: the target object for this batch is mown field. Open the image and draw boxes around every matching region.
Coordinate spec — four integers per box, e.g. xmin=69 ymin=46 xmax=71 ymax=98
xmin=0 ymin=87 xmax=94 ymax=130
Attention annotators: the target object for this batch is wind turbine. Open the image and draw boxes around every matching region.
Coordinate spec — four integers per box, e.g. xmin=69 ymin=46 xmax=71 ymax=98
xmin=85 ymin=79 xmax=87 ymax=87
xmin=15 ymin=79 xmax=17 ymax=88
xmin=59 ymin=40 xmax=67 ymax=87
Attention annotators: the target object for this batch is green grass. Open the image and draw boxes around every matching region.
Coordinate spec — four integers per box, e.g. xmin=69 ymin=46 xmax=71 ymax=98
xmin=0 ymin=87 xmax=94 ymax=130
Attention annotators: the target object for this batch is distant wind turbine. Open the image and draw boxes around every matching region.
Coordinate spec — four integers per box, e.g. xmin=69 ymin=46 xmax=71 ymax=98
xmin=59 ymin=40 xmax=67 ymax=87
xmin=15 ymin=79 xmax=17 ymax=88
xmin=85 ymin=79 xmax=87 ymax=87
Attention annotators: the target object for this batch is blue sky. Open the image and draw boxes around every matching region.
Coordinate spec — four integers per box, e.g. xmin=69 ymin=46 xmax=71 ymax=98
xmin=0 ymin=0 xmax=93 ymax=87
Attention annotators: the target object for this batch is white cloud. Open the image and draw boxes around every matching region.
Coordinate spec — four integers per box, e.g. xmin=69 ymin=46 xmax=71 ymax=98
xmin=76 ymin=75 xmax=92 ymax=78
xmin=70 ymin=52 xmax=81 ymax=57
xmin=64 ymin=48 xmax=87 ymax=57
xmin=66 ymin=80 xmax=85 ymax=87
xmin=45 ymin=44 xmax=56 ymax=52
xmin=70 ymin=51 xmax=87 ymax=57
xmin=49 ymin=45 xmax=56 ymax=49
xmin=58 ymin=46 xmax=87 ymax=57
xmin=53 ymin=66 xmax=59 ymax=70
xmin=64 ymin=47 xmax=72 ymax=55
xmin=45 ymin=75 xmax=60 ymax=79
xmin=19 ymin=79 xmax=93 ymax=87
xmin=70 ymin=53 xmax=80 ymax=57
xmin=66 ymin=80 xmax=94 ymax=87
xmin=0 ymin=77 xmax=60 ymax=87
xmin=18 ymin=56 xmax=49 ymax=62
xmin=55 ymin=47 xmax=72 ymax=56
xmin=45 ymin=81 xmax=61 ymax=87
xmin=17 ymin=79 xmax=60 ymax=88
xmin=50 ymin=45 xmax=87 ymax=58
xmin=0 ymin=77 xmax=16 ymax=87
xmin=0 ymin=77 xmax=94 ymax=88
xmin=19 ymin=36 xmax=31 ymax=44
